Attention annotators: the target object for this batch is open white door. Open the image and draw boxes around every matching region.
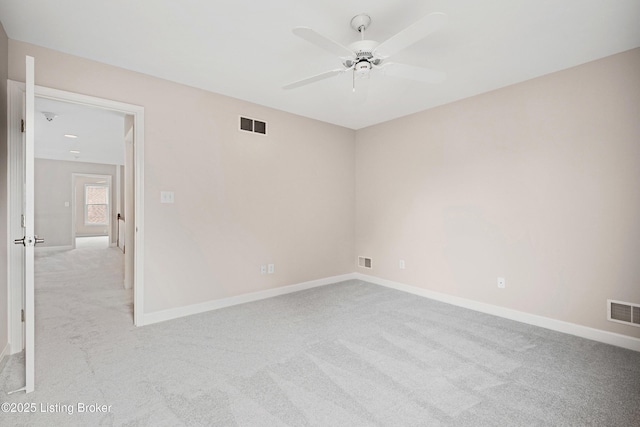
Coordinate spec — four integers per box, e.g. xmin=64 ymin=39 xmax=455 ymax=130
xmin=10 ymin=56 xmax=38 ymax=393
xmin=6 ymin=63 xmax=145 ymax=394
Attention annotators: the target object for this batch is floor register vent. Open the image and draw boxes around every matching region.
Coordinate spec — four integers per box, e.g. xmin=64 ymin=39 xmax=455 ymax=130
xmin=358 ymin=256 xmax=372 ymax=269
xmin=607 ymin=300 xmax=640 ymax=327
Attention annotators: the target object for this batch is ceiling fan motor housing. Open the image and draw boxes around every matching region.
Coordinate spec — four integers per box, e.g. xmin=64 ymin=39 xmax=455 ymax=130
xmin=349 ymin=40 xmax=379 ymax=59
xmin=345 ymin=39 xmax=381 ymax=69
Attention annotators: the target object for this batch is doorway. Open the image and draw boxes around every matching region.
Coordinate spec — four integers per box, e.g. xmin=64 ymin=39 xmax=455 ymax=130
xmin=7 ymin=82 xmax=146 ymax=362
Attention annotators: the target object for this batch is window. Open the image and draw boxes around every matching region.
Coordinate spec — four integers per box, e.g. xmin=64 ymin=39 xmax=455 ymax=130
xmin=85 ymin=184 xmax=109 ymax=225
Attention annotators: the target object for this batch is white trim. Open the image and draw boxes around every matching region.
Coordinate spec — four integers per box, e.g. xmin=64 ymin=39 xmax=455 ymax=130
xmin=133 ymin=111 xmax=144 ymax=327
xmin=0 ymin=342 xmax=9 ymax=372
xmin=142 ymin=273 xmax=358 ymax=326
xmin=25 ymin=55 xmax=35 ymax=393
xmin=34 ymin=85 xmax=145 ymax=327
xmin=34 ymin=245 xmax=73 ymax=252
xmin=7 ymin=81 xmax=145 ymax=336
xmin=355 ymin=273 xmax=640 ymax=353
xmin=115 ymin=164 xmax=121 ymax=240
xmin=141 ymin=272 xmax=640 ymax=352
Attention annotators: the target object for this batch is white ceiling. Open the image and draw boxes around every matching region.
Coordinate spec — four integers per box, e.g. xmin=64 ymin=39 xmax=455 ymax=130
xmin=35 ymin=97 xmax=125 ymax=165
xmin=2 ymin=0 xmax=639 ymax=130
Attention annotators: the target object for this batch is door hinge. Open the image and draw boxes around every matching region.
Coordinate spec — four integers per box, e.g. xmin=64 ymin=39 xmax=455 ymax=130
xmin=21 ymin=214 xmax=26 ymax=228
xmin=21 ymin=119 xmax=25 ymax=133
xmin=21 ymin=309 xmax=25 ymax=322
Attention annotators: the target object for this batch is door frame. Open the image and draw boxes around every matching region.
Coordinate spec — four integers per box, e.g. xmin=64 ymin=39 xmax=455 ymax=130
xmin=7 ymin=81 xmax=146 ymax=354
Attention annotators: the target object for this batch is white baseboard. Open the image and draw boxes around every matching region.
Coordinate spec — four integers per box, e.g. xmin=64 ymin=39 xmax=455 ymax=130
xmin=35 ymin=245 xmax=73 ymax=252
xmin=140 ymin=271 xmax=640 ymax=352
xmin=0 ymin=342 xmax=10 ymax=372
xmin=356 ymin=273 xmax=640 ymax=353
xmin=142 ymin=273 xmax=358 ymax=326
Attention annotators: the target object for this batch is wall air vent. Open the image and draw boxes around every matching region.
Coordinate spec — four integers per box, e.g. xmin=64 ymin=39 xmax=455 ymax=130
xmin=239 ymin=116 xmax=267 ymax=135
xmin=358 ymin=256 xmax=372 ymax=269
xmin=607 ymin=300 xmax=640 ymax=327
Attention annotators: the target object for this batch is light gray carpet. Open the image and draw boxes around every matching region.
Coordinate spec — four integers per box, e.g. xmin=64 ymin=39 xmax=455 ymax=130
xmin=1 ymin=248 xmax=639 ymax=426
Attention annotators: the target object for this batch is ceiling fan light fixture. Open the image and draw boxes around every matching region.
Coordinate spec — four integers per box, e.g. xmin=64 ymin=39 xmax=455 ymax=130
xmin=355 ymin=60 xmax=372 ymax=77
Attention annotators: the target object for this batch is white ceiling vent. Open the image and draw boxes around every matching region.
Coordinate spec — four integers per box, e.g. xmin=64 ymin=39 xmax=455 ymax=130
xmin=607 ymin=300 xmax=640 ymax=327
xmin=358 ymin=256 xmax=372 ymax=269
xmin=239 ymin=116 xmax=267 ymax=135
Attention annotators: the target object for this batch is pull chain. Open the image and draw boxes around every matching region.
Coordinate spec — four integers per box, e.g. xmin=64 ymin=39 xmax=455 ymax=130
xmin=353 ymin=68 xmax=356 ymax=92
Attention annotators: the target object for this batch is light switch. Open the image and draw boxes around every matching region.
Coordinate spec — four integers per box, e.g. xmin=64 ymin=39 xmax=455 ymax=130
xmin=160 ymin=191 xmax=175 ymax=204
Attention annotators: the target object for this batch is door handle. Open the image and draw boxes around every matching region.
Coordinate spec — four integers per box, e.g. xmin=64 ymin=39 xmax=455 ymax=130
xmin=13 ymin=236 xmax=44 ymax=246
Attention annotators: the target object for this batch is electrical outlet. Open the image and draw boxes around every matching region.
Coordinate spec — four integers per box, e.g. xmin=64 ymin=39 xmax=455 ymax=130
xmin=160 ymin=191 xmax=175 ymax=204
xmin=399 ymin=259 xmax=405 ymax=269
xmin=497 ymin=277 xmax=506 ymax=289
xmin=268 ymin=264 xmax=275 ymax=274
xmin=260 ymin=265 xmax=267 ymax=275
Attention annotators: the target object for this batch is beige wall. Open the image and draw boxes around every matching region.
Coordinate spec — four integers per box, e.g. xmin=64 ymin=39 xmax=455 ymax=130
xmin=34 ymin=159 xmax=117 ymax=247
xmin=356 ymin=48 xmax=640 ymax=338
xmin=0 ymin=22 xmax=9 ymax=357
xmin=9 ymin=40 xmax=356 ymax=313
xmin=7 ymin=38 xmax=638 ymax=340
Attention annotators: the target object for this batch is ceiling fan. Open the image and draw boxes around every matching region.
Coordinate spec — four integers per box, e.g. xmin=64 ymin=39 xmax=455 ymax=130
xmin=283 ymin=12 xmax=447 ymax=91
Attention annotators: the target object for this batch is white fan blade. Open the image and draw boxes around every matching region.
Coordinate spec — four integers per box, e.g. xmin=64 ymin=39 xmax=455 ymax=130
xmin=379 ymin=62 xmax=446 ymax=83
xmin=283 ymin=68 xmax=345 ymax=90
xmin=292 ymin=27 xmax=354 ymax=58
xmin=374 ymin=12 xmax=447 ymax=59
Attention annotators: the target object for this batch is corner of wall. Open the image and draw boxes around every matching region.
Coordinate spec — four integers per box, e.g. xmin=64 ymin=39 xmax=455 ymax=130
xmin=352 ymin=49 xmax=640 ymax=342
